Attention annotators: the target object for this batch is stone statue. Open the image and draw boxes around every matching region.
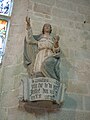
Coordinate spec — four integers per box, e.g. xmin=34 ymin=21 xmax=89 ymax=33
xmin=19 ymin=17 xmax=67 ymax=106
xmin=23 ymin=17 xmax=60 ymax=81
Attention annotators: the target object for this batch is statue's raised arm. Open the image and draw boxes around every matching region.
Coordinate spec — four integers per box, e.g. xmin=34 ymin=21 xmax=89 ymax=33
xmin=25 ymin=16 xmax=38 ymax=45
xmin=23 ymin=17 xmax=38 ymax=76
xmin=26 ymin=16 xmax=31 ymax=30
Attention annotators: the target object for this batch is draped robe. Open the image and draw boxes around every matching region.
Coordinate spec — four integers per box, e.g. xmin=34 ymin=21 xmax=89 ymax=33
xmin=23 ymin=28 xmax=60 ymax=81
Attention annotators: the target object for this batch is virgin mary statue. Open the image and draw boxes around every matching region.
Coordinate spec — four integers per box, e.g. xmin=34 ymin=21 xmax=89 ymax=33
xmin=23 ymin=17 xmax=60 ymax=81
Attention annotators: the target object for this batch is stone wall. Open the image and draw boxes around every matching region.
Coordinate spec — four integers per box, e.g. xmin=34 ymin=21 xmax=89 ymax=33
xmin=0 ymin=0 xmax=90 ymax=119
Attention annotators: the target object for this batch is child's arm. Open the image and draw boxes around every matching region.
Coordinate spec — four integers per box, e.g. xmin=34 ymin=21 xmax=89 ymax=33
xmin=53 ymin=35 xmax=60 ymax=53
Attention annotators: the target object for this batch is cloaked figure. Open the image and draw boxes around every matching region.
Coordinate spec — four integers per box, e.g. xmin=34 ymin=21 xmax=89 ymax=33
xmin=24 ymin=17 xmax=61 ymax=81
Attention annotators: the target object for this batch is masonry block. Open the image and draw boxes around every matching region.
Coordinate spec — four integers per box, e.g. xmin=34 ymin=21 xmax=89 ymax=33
xmin=75 ymin=49 xmax=90 ymax=60
xmin=87 ymin=83 xmax=90 ymax=95
xmin=68 ymin=68 xmax=78 ymax=80
xmin=75 ymin=22 xmax=90 ymax=31
xmin=34 ymin=3 xmax=51 ymax=15
xmin=77 ymin=5 xmax=90 ymax=15
xmin=0 ymin=108 xmax=8 ymax=120
xmin=1 ymin=77 xmax=14 ymax=93
xmin=77 ymin=71 xmax=90 ymax=82
xmin=85 ymin=15 xmax=90 ymax=23
xmin=75 ymin=111 xmax=90 ymax=120
xmin=31 ymin=0 xmax=55 ymax=6
xmin=48 ymin=109 xmax=76 ymax=120
xmin=75 ymin=60 xmax=86 ymax=73
xmin=2 ymin=64 xmax=26 ymax=81
xmin=79 ymin=31 xmax=90 ymax=41
xmin=31 ymin=21 xmax=44 ymax=33
xmin=28 ymin=0 xmax=33 ymax=10
xmin=55 ymin=0 xmax=76 ymax=11
xmin=60 ymin=48 xmax=70 ymax=58
xmin=84 ymin=96 xmax=90 ymax=111
xmin=1 ymin=89 xmax=19 ymax=107
xmin=52 ymin=7 xmax=84 ymax=22
xmin=8 ymin=107 xmax=36 ymax=120
xmin=49 ymin=110 xmax=90 ymax=120
xmin=67 ymin=80 xmax=88 ymax=94
xmin=14 ymin=75 xmax=21 ymax=89
xmin=52 ymin=17 xmax=75 ymax=29
xmin=62 ymin=93 xmax=83 ymax=110
xmin=64 ymin=0 xmax=90 ymax=7
xmin=86 ymin=40 xmax=90 ymax=50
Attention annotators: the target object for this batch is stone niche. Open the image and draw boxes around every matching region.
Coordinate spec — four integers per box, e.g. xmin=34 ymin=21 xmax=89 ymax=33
xmin=19 ymin=76 xmax=66 ymax=114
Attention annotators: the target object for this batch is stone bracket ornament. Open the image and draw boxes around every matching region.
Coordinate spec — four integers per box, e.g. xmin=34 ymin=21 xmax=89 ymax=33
xmin=19 ymin=76 xmax=66 ymax=113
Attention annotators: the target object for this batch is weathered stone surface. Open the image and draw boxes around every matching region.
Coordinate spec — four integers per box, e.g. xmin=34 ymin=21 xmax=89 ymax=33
xmin=75 ymin=59 xmax=90 ymax=83
xmin=68 ymin=68 xmax=78 ymax=81
xmin=75 ymin=111 xmax=90 ymax=120
xmin=28 ymin=0 xmax=33 ymax=10
xmin=14 ymin=75 xmax=21 ymax=89
xmin=12 ymin=0 xmax=27 ymax=24
xmin=60 ymin=58 xmax=70 ymax=81
xmin=52 ymin=17 xmax=75 ymax=28
xmin=0 ymin=108 xmax=8 ymax=120
xmin=64 ymin=0 xmax=90 ymax=7
xmin=75 ymin=22 xmax=90 ymax=31
xmin=75 ymin=49 xmax=90 ymax=60
xmin=84 ymin=112 xmax=90 ymax=120
xmin=31 ymin=21 xmax=44 ymax=33
xmin=84 ymin=96 xmax=90 ymax=111
xmin=1 ymin=89 xmax=19 ymax=107
xmin=87 ymin=83 xmax=90 ymax=95
xmin=62 ymin=93 xmax=83 ymax=110
xmin=67 ymin=80 xmax=88 ymax=94
xmin=3 ymin=34 xmax=25 ymax=66
xmin=60 ymin=48 xmax=69 ymax=58
xmin=34 ymin=3 xmax=51 ymax=15
xmin=77 ymin=5 xmax=90 ymax=15
xmin=34 ymin=12 xmax=45 ymax=18
xmin=8 ymin=107 xmax=36 ymax=120
xmin=19 ymin=101 xmax=60 ymax=114
xmin=32 ymin=0 xmax=55 ymax=6
xmin=86 ymin=40 xmax=90 ymax=50
xmin=0 ymin=0 xmax=90 ymax=119
xmin=79 ymin=31 xmax=90 ymax=41
xmin=9 ymin=25 xmax=25 ymax=36
xmin=56 ymin=0 xmax=76 ymax=11
xmin=52 ymin=8 xmax=85 ymax=22
xmin=1 ymin=77 xmax=14 ymax=92
xmin=83 ymin=60 xmax=90 ymax=72
xmin=2 ymin=64 xmax=26 ymax=81
xmin=75 ymin=60 xmax=86 ymax=73
xmin=75 ymin=112 xmax=85 ymax=120
xmin=77 ymin=71 xmax=90 ymax=82
xmin=85 ymin=15 xmax=90 ymax=24
xmin=0 ymin=68 xmax=3 ymax=92
xmin=49 ymin=110 xmax=90 ymax=120
xmin=48 ymin=109 xmax=76 ymax=120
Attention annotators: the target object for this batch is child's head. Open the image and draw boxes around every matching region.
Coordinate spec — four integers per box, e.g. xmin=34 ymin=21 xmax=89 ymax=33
xmin=54 ymin=35 xmax=60 ymax=42
xmin=54 ymin=35 xmax=60 ymax=48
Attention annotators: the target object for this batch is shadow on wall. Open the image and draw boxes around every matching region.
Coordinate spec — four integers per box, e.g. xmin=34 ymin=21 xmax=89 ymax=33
xmin=62 ymin=93 xmax=77 ymax=110
xmin=60 ymin=50 xmax=72 ymax=86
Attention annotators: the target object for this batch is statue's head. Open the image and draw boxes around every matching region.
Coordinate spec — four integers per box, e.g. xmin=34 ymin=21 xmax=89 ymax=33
xmin=42 ymin=23 xmax=52 ymax=34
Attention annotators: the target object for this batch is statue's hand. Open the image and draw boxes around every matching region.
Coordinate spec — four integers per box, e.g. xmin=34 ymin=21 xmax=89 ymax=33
xmin=26 ymin=16 xmax=31 ymax=30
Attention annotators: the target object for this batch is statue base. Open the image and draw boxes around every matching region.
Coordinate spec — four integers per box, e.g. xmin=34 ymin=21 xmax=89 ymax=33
xmin=19 ymin=76 xmax=66 ymax=113
xmin=18 ymin=100 xmax=61 ymax=114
